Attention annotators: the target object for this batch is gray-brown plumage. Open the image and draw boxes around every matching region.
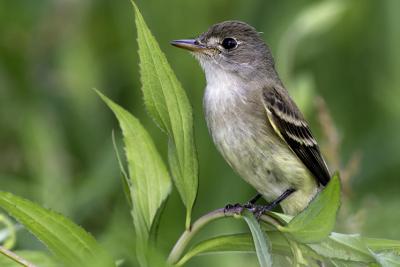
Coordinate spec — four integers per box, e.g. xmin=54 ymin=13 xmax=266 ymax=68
xmin=171 ymin=21 xmax=330 ymax=215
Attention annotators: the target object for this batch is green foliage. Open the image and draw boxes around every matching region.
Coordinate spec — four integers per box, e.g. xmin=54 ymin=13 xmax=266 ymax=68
xmin=279 ymin=174 xmax=341 ymax=243
xmin=112 ymin=131 xmax=133 ymax=209
xmin=0 ymin=214 xmax=16 ymax=249
xmin=0 ymin=250 xmax=58 ymax=267
xmin=242 ymin=210 xmax=273 ymax=267
xmin=0 ymin=192 xmax=115 ymax=267
xmin=176 ymin=232 xmax=293 ymax=265
xmin=1 ymin=1 xmax=400 ymax=267
xmin=308 ymin=233 xmax=375 ymax=263
xmin=97 ymin=90 xmax=172 ymax=266
xmin=176 ymin=234 xmax=255 ymax=266
xmin=365 ymin=238 xmax=400 ymax=252
xmin=373 ymin=251 xmax=400 ymax=267
xmin=174 ymin=230 xmax=400 ymax=266
xmin=169 ymin=172 xmax=400 ymax=266
xmin=131 ymin=0 xmax=198 ymax=229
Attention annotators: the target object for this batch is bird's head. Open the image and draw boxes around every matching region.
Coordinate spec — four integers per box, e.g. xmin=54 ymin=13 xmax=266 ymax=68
xmin=171 ymin=20 xmax=276 ymax=81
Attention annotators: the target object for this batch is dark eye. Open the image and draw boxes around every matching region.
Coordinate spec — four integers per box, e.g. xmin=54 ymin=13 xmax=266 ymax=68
xmin=221 ymin=37 xmax=237 ymax=49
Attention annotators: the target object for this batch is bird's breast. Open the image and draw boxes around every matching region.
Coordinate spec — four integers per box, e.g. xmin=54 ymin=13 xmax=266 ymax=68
xmin=204 ymin=80 xmax=276 ymax=182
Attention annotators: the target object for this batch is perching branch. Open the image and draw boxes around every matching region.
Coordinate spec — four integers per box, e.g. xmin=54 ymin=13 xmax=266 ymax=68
xmin=167 ymin=206 xmax=282 ymax=265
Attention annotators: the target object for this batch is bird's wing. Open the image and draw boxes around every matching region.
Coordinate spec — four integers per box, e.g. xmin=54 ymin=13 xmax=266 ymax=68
xmin=262 ymin=86 xmax=331 ymax=186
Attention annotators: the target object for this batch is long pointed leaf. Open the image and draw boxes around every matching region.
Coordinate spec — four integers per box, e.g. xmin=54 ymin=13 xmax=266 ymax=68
xmin=131 ymin=1 xmax=198 ymax=228
xmin=308 ymin=233 xmax=375 ymax=263
xmin=279 ymin=174 xmax=341 ymax=243
xmin=97 ymin=91 xmax=171 ymax=266
xmin=373 ymin=251 xmax=400 ymax=267
xmin=364 ymin=237 xmax=400 ymax=253
xmin=242 ymin=211 xmax=273 ymax=267
xmin=0 ymin=192 xmax=115 ymax=267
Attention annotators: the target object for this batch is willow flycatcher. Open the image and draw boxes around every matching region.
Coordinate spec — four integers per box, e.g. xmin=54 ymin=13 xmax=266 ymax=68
xmin=171 ymin=21 xmax=331 ymax=215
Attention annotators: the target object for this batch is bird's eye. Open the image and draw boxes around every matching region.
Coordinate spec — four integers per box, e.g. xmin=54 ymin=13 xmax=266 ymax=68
xmin=221 ymin=37 xmax=238 ymax=49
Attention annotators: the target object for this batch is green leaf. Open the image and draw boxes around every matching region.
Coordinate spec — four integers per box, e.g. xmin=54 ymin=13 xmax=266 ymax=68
xmin=0 ymin=214 xmax=16 ymax=249
xmin=180 ymin=233 xmax=254 ymax=263
xmin=328 ymin=258 xmax=367 ymax=267
xmin=308 ymin=233 xmax=376 ymax=263
xmin=131 ymin=1 xmax=198 ymax=228
xmin=242 ymin=210 xmax=273 ymax=267
xmin=373 ymin=251 xmax=400 ymax=267
xmin=177 ymin=232 xmax=292 ymax=265
xmin=286 ymin=237 xmax=310 ymax=266
xmin=111 ymin=131 xmax=132 ymax=209
xmin=97 ymin=91 xmax=172 ymax=266
xmin=176 ymin=229 xmax=324 ymax=266
xmin=365 ymin=237 xmax=400 ymax=253
xmin=0 ymin=250 xmax=58 ymax=267
xmin=279 ymin=173 xmax=341 ymax=243
xmin=0 ymin=191 xmax=115 ymax=267
xmin=175 ymin=228 xmax=392 ymax=266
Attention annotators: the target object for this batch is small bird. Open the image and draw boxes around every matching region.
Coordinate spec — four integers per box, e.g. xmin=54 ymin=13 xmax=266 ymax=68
xmin=171 ymin=21 xmax=330 ymax=215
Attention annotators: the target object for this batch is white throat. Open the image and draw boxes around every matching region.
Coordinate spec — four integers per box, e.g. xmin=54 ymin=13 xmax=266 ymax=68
xmin=201 ymin=61 xmax=249 ymax=106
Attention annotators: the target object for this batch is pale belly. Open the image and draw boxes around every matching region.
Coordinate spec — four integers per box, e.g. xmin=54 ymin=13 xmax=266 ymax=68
xmin=204 ymin=90 xmax=318 ymax=215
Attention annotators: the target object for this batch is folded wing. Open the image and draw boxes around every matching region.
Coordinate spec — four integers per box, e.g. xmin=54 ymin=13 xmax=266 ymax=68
xmin=262 ymin=86 xmax=331 ymax=186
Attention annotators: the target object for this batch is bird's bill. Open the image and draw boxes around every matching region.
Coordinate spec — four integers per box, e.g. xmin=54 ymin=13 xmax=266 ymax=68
xmin=170 ymin=39 xmax=206 ymax=52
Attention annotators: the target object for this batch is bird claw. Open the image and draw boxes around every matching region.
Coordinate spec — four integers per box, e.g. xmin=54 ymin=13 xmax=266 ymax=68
xmin=254 ymin=206 xmax=266 ymax=219
xmin=224 ymin=203 xmax=243 ymax=215
xmin=253 ymin=204 xmax=274 ymax=219
xmin=224 ymin=201 xmax=275 ymax=219
xmin=243 ymin=202 xmax=254 ymax=209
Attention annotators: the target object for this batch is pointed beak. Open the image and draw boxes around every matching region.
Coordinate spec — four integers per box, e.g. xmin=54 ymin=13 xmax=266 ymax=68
xmin=170 ymin=39 xmax=206 ymax=52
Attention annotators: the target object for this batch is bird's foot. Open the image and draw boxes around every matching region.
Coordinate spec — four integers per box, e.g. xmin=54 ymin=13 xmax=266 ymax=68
xmin=224 ymin=203 xmax=244 ymax=215
xmin=252 ymin=204 xmax=274 ymax=219
xmin=251 ymin=188 xmax=296 ymax=219
xmin=224 ymin=193 xmax=263 ymax=216
xmin=224 ymin=202 xmax=265 ymax=217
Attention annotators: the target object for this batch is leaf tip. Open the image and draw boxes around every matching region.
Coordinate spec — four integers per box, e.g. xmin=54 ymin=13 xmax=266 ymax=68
xmin=129 ymin=0 xmax=141 ymax=19
xmin=327 ymin=172 xmax=341 ymax=198
xmin=93 ymin=88 xmax=107 ymax=103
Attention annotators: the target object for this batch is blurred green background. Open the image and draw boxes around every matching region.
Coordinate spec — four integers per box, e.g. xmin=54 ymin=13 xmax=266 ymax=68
xmin=1 ymin=0 xmax=400 ymax=266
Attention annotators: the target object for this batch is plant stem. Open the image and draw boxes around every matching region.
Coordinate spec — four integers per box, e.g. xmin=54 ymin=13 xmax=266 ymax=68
xmin=167 ymin=208 xmax=226 ymax=265
xmin=167 ymin=207 xmax=283 ymax=265
xmin=0 ymin=246 xmax=38 ymax=267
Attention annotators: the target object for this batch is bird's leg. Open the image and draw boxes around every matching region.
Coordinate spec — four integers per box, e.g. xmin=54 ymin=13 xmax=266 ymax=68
xmin=223 ymin=202 xmax=244 ymax=215
xmin=253 ymin=188 xmax=295 ymax=218
xmin=247 ymin=193 xmax=262 ymax=205
xmin=243 ymin=193 xmax=262 ymax=209
xmin=224 ymin=189 xmax=295 ymax=217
